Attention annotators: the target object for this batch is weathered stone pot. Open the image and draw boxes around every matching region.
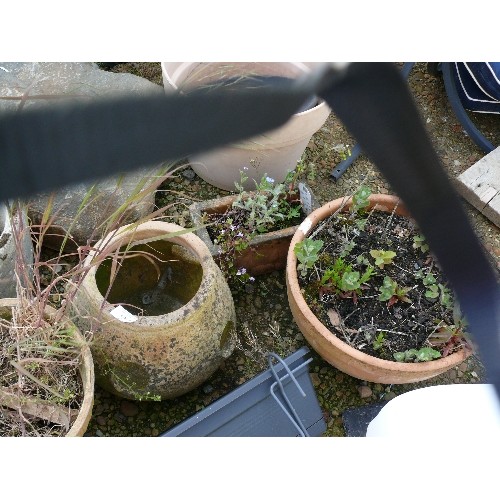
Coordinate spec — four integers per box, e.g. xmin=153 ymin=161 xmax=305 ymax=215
xmin=72 ymin=221 xmax=237 ymax=400
xmin=286 ymin=194 xmax=472 ymax=384
xmin=0 ymin=298 xmax=94 ymax=437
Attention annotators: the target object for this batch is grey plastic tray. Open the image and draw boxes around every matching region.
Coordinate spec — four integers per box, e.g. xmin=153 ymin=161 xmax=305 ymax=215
xmin=161 ymin=347 xmax=325 ymax=437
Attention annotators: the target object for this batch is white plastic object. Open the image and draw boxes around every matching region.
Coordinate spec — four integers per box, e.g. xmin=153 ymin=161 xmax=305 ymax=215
xmin=366 ymin=384 xmax=500 ymax=437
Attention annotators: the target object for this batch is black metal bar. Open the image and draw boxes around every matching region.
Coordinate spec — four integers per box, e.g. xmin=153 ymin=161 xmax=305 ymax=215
xmin=330 ymin=142 xmax=362 ymax=180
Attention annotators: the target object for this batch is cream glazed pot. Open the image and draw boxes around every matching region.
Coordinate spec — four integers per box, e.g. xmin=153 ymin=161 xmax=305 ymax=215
xmin=161 ymin=62 xmax=331 ymax=191
xmin=72 ymin=221 xmax=236 ymax=400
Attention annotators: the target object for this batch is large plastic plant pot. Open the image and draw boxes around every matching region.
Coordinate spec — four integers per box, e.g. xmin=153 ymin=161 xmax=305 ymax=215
xmin=161 ymin=62 xmax=331 ymax=191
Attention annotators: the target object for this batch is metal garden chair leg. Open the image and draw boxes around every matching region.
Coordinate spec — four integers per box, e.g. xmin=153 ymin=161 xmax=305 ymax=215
xmin=330 ymin=62 xmax=416 ymax=181
xmin=441 ymin=62 xmax=495 ymax=154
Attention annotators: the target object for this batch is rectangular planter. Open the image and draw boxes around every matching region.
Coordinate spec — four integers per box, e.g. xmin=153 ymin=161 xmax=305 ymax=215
xmin=160 ymin=346 xmax=326 ymax=437
xmin=188 ymin=183 xmax=318 ymax=276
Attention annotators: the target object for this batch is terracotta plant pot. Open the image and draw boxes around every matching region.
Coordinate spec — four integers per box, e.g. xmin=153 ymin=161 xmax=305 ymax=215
xmin=161 ymin=62 xmax=331 ymax=191
xmin=285 ymin=194 xmax=472 ymax=384
xmin=0 ymin=298 xmax=94 ymax=437
xmin=189 ymin=184 xmax=318 ymax=276
xmin=72 ymin=221 xmax=237 ymax=400
xmin=66 ymin=322 xmax=94 ymax=437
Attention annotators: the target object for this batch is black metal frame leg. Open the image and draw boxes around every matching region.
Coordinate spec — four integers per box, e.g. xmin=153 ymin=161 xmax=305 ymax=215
xmin=330 ymin=62 xmax=416 ymax=181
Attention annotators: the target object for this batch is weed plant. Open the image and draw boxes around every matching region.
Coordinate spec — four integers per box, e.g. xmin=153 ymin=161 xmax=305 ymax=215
xmin=0 ymin=165 xmax=186 ymax=435
xmin=204 ymin=168 xmax=307 ymax=290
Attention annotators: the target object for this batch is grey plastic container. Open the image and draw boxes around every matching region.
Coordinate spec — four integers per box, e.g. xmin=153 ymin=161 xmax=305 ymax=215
xmin=161 ymin=346 xmax=325 ymax=437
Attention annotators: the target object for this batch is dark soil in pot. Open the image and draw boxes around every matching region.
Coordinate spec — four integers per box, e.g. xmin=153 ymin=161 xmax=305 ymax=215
xmin=298 ymin=207 xmax=471 ymax=362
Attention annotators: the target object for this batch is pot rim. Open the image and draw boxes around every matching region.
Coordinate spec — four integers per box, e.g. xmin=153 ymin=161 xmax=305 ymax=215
xmin=83 ymin=221 xmax=217 ymax=325
xmin=286 ymin=194 xmax=471 ymax=373
xmin=160 ymin=61 xmax=330 ymax=119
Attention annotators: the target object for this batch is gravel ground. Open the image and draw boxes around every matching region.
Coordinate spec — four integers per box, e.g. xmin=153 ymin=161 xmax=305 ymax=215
xmin=84 ymin=62 xmax=499 ymax=437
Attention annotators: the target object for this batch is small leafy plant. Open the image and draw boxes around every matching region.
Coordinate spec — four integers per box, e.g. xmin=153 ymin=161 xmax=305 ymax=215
xmin=208 ymin=171 xmax=304 ymax=287
xmin=428 ymin=304 xmax=469 ymax=355
xmin=369 ymin=249 xmax=396 ymax=269
xmin=420 ymin=271 xmax=438 ymax=299
xmin=377 ymin=276 xmax=412 ymax=306
xmin=233 ymin=172 xmax=300 ymax=233
xmin=425 ymin=283 xmax=440 ymax=299
xmin=372 ymin=331 xmax=386 ymax=350
xmin=438 ymin=284 xmax=453 ymax=308
xmin=349 ymin=185 xmax=371 ymax=216
xmin=340 ymin=269 xmax=373 ymax=292
xmin=294 ymin=239 xmax=324 ymax=277
xmin=339 ymin=240 xmax=356 ymax=258
xmin=338 ymin=144 xmax=352 ymax=161
xmin=286 ymin=160 xmax=317 ymax=184
xmin=417 ymin=271 xmax=453 ymax=307
xmin=412 ymin=234 xmax=429 ymax=253
xmin=393 ymin=347 xmax=441 ymax=362
xmin=320 ymin=257 xmax=375 ymax=303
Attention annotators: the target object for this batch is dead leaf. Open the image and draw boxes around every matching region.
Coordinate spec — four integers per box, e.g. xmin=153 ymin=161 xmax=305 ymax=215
xmin=327 ymin=309 xmax=341 ymax=327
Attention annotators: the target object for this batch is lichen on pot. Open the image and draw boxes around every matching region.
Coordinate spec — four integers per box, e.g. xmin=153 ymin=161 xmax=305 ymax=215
xmin=72 ymin=221 xmax=237 ymax=400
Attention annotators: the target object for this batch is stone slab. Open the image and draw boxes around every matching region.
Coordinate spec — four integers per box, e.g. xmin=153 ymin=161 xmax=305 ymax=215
xmin=455 ymin=146 xmax=500 ymax=227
